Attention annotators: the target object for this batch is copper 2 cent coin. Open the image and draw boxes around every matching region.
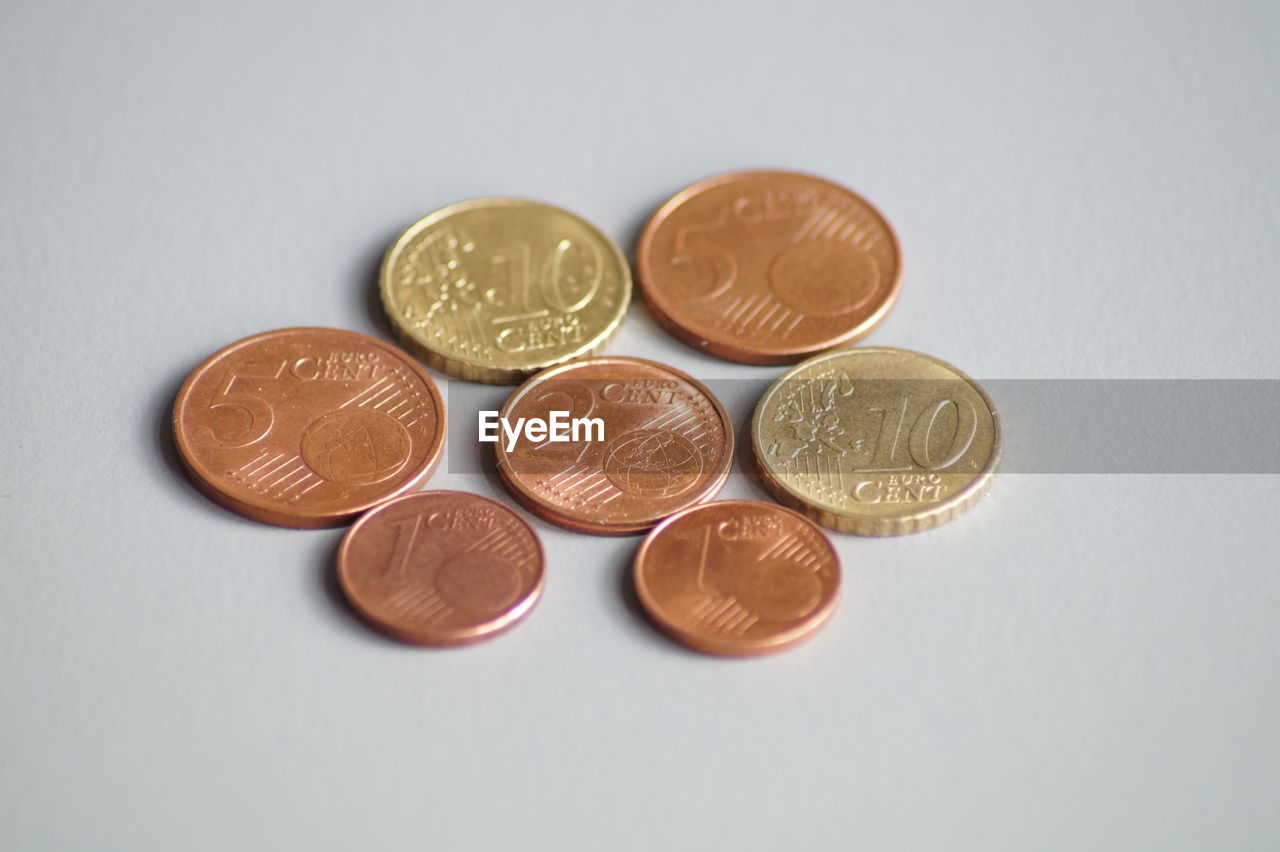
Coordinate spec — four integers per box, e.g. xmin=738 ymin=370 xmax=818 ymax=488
xmin=634 ymin=500 xmax=840 ymax=656
xmin=337 ymin=491 xmax=544 ymax=646
xmin=173 ymin=327 xmax=446 ymax=528
xmin=494 ymin=356 xmax=733 ymax=535
xmin=635 ymin=169 xmax=901 ymax=365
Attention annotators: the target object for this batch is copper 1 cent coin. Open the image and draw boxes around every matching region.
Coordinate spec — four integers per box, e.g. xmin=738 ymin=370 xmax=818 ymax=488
xmin=635 ymin=169 xmax=901 ymax=365
xmin=634 ymin=500 xmax=840 ymax=656
xmin=337 ymin=491 xmax=544 ymax=646
xmin=494 ymin=357 xmax=733 ymax=535
xmin=173 ymin=327 xmax=445 ymax=528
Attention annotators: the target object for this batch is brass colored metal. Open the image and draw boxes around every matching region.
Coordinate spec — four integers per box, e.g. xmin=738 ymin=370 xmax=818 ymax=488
xmin=495 ymin=357 xmax=733 ymax=535
xmin=172 ymin=327 xmax=445 ymax=528
xmin=752 ymin=347 xmax=1000 ymax=535
xmin=633 ymin=500 xmax=840 ymax=656
xmin=635 ymin=169 xmax=901 ymax=365
xmin=381 ymin=198 xmax=631 ymax=384
xmin=338 ymin=491 xmax=544 ymax=646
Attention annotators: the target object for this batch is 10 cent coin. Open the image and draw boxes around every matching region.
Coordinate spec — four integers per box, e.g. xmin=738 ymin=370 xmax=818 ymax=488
xmin=381 ymin=198 xmax=631 ymax=384
xmin=752 ymin=347 xmax=1000 ymax=535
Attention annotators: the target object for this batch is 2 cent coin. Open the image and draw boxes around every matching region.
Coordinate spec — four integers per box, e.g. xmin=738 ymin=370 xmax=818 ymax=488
xmin=495 ymin=357 xmax=733 ymax=535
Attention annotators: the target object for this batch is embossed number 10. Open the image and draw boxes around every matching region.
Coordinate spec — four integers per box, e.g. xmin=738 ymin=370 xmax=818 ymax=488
xmin=489 ymin=239 xmax=603 ymax=320
xmin=863 ymin=396 xmax=978 ymax=471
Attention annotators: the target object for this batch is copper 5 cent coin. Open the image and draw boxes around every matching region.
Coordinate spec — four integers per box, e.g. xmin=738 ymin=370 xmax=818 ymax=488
xmin=337 ymin=491 xmax=544 ymax=646
xmin=635 ymin=169 xmax=901 ymax=365
xmin=495 ymin=357 xmax=733 ymax=535
xmin=634 ymin=501 xmax=840 ymax=656
xmin=173 ymin=327 xmax=445 ymax=528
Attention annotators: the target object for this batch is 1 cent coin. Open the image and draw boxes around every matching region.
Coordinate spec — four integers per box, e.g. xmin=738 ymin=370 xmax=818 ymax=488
xmin=173 ymin=327 xmax=445 ymax=528
xmin=634 ymin=501 xmax=840 ymax=656
xmin=381 ymin=198 xmax=631 ymax=384
xmin=752 ymin=347 xmax=1000 ymax=535
xmin=635 ymin=169 xmax=901 ymax=364
xmin=495 ymin=357 xmax=733 ymax=535
xmin=337 ymin=491 xmax=544 ymax=646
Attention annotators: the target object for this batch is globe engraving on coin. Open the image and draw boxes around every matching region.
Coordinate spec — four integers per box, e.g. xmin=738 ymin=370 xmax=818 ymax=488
xmin=495 ymin=357 xmax=733 ymax=535
xmin=602 ymin=430 xmax=702 ymax=497
xmin=752 ymin=347 xmax=1000 ymax=535
xmin=337 ymin=491 xmax=544 ymax=646
xmin=635 ymin=169 xmax=901 ymax=364
xmin=172 ymin=327 xmax=446 ymax=528
xmin=633 ymin=501 xmax=840 ymax=656
xmin=380 ymin=198 xmax=631 ymax=384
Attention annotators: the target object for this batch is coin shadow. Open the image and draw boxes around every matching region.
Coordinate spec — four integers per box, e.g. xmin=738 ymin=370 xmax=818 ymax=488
xmin=354 ymin=227 xmax=402 ymax=341
xmin=151 ymin=366 xmax=191 ymax=484
xmin=734 ymin=408 xmax=774 ymax=501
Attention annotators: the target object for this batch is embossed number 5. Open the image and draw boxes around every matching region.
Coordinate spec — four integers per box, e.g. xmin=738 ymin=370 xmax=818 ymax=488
xmin=204 ymin=365 xmax=282 ymax=448
xmin=672 ymin=211 xmax=737 ymax=301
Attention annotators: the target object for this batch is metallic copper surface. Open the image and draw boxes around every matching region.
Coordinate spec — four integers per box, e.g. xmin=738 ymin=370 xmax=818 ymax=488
xmin=635 ymin=169 xmax=901 ymax=365
xmin=337 ymin=491 xmax=543 ymax=646
xmin=633 ymin=500 xmax=840 ymax=656
xmin=495 ymin=357 xmax=733 ymax=535
xmin=173 ymin=327 xmax=445 ymax=528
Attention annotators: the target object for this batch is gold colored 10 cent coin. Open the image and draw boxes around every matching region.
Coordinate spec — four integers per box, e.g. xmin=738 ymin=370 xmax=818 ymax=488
xmin=380 ymin=198 xmax=631 ymax=384
xmin=752 ymin=347 xmax=1000 ymax=535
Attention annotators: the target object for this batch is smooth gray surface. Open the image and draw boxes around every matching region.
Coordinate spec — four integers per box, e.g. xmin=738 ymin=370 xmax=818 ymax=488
xmin=2 ymin=1 xmax=1278 ymax=850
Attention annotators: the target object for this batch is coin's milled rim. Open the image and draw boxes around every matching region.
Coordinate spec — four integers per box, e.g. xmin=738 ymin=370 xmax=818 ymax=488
xmin=379 ymin=197 xmax=632 ymax=385
xmin=750 ymin=346 xmax=1002 ymax=536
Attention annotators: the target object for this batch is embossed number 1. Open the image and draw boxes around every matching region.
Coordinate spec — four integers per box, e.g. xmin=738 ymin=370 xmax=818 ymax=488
xmin=382 ymin=516 xmax=422 ymax=585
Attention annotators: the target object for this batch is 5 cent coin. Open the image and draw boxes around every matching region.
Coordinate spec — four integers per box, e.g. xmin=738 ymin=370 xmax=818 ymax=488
xmin=635 ymin=169 xmax=901 ymax=365
xmin=752 ymin=347 xmax=1000 ymax=535
xmin=381 ymin=198 xmax=631 ymax=384
xmin=634 ymin=500 xmax=840 ymax=656
xmin=338 ymin=491 xmax=544 ymax=646
xmin=173 ymin=327 xmax=446 ymax=528
xmin=495 ymin=357 xmax=733 ymax=535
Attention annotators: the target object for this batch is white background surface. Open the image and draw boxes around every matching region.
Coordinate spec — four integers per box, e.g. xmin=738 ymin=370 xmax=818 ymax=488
xmin=2 ymin=1 xmax=1278 ymax=850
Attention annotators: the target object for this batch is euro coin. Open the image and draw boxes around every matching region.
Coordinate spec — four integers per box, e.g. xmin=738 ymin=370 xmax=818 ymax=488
xmin=635 ymin=169 xmax=901 ymax=365
xmin=338 ymin=491 xmax=543 ymax=646
xmin=633 ymin=500 xmax=840 ymax=656
xmin=752 ymin=347 xmax=1000 ymax=535
xmin=381 ymin=198 xmax=631 ymax=384
xmin=495 ymin=357 xmax=733 ymax=535
xmin=173 ymin=327 xmax=445 ymax=528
